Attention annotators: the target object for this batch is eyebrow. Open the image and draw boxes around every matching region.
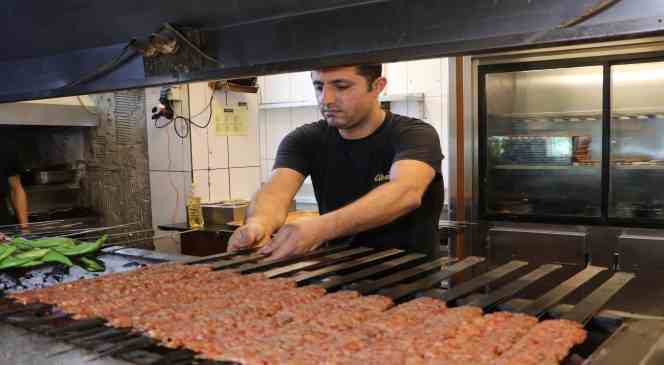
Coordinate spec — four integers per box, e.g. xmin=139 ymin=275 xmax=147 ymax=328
xmin=313 ymin=79 xmax=354 ymax=86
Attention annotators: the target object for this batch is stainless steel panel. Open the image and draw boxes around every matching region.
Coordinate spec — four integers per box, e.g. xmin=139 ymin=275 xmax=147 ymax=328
xmin=487 ymin=224 xmax=588 ymax=266
xmin=0 ymin=323 xmax=135 ymax=365
xmin=617 ymin=228 xmax=664 ymax=272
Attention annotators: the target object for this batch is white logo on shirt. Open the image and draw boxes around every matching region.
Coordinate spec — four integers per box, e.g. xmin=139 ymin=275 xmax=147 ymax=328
xmin=374 ymin=173 xmax=390 ymax=184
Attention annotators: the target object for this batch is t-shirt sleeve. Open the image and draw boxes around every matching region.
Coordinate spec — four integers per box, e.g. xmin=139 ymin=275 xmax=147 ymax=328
xmin=393 ymin=119 xmax=443 ymax=173
xmin=273 ymin=125 xmax=315 ymax=177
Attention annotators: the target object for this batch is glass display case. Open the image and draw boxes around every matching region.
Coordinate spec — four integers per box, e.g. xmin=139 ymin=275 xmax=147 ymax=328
xmin=482 ymin=66 xmax=604 ymax=218
xmin=610 ymin=61 xmax=664 ymax=221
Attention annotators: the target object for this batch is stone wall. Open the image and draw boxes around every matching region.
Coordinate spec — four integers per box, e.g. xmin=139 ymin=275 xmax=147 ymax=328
xmin=82 ymin=90 xmax=152 ymax=229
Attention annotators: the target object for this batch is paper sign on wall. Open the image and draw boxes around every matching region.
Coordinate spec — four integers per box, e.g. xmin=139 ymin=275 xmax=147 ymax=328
xmin=213 ymin=100 xmax=249 ymax=136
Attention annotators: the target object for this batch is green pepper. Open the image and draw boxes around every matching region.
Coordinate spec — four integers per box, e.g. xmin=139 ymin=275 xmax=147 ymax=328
xmin=0 ymin=256 xmax=33 ymax=270
xmin=54 ymin=235 xmax=108 ymax=256
xmin=15 ymin=248 xmax=50 ymax=260
xmin=41 ymin=250 xmax=73 ymax=267
xmin=77 ymin=257 xmax=105 ymax=272
xmin=0 ymin=245 xmax=17 ymax=263
xmin=14 ymin=249 xmax=74 ymax=269
xmin=8 ymin=238 xmax=33 ymax=251
xmin=28 ymin=237 xmax=77 ymax=248
xmin=17 ymin=259 xmax=45 ymax=268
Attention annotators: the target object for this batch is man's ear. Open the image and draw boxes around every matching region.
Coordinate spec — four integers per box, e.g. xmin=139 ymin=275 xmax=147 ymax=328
xmin=372 ymin=77 xmax=387 ymax=95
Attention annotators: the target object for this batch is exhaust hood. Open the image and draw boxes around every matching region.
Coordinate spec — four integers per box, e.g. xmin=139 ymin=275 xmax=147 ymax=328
xmin=0 ymin=96 xmax=98 ymax=127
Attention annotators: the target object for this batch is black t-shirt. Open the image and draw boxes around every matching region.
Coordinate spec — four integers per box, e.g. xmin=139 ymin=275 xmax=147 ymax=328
xmin=274 ymin=112 xmax=444 ymax=257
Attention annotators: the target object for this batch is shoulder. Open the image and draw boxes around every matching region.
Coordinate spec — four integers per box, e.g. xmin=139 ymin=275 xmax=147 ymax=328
xmin=284 ymin=119 xmax=329 ymax=141
xmin=278 ymin=119 xmax=328 ymax=152
xmin=387 ymin=113 xmax=440 ymax=141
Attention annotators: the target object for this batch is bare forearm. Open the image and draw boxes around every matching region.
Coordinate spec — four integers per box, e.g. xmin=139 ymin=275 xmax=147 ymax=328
xmin=246 ymin=188 xmax=290 ymax=233
xmin=317 ymin=181 xmax=422 ymax=241
xmin=11 ymin=188 xmax=28 ymax=226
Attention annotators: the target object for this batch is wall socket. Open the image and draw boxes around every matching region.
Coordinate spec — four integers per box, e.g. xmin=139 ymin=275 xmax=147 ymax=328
xmin=167 ymin=86 xmax=184 ymax=101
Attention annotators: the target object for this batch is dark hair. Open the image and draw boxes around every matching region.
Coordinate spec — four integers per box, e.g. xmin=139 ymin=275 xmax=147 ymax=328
xmin=355 ymin=64 xmax=382 ymax=90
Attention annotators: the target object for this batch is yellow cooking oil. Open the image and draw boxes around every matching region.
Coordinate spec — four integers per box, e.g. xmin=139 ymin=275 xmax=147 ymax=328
xmin=187 ymin=183 xmax=204 ymax=229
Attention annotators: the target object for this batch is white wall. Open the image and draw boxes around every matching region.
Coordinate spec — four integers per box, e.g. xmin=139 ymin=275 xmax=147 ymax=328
xmin=145 ymin=85 xmax=192 ymax=253
xmin=146 ymin=83 xmax=262 ymax=251
xmin=258 ymin=58 xmax=451 ymax=205
xmin=188 ymin=83 xmax=262 ymax=204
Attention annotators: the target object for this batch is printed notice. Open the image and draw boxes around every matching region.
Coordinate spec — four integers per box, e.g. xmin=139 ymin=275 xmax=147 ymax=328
xmin=213 ymin=101 xmax=249 ymax=136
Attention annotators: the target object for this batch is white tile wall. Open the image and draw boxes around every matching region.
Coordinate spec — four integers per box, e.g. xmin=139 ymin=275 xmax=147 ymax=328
xmin=389 ymin=101 xmax=408 ymax=117
xmin=230 ymin=167 xmax=261 ymax=200
xmin=147 ymin=85 xmax=195 ymax=249
xmin=149 ymin=171 xmax=190 ymax=228
xmin=192 ymin=169 xmax=211 ymax=203
xmin=207 ymin=118 xmax=230 ymax=170
xmin=188 ymin=85 xmax=262 ymax=204
xmin=259 ymin=110 xmax=268 ymax=161
xmin=227 ymin=92 xmax=260 ymax=168
xmin=290 ymin=71 xmax=316 ymax=103
xmin=408 ymin=58 xmax=442 ymax=97
xmin=423 ymin=96 xmax=443 ymax=140
xmin=209 ymin=169 xmax=231 ymax=202
xmin=265 ymin=108 xmax=292 ymax=160
xmin=291 ymin=106 xmax=319 ymax=130
xmin=189 ymin=83 xmax=211 ymax=171
xmin=385 ymin=61 xmax=408 ymax=96
xmin=147 ymin=82 xmax=262 ymax=243
xmin=261 ymin=159 xmax=275 ymax=182
xmin=146 ymin=87 xmax=192 ymax=172
xmin=261 ymin=74 xmax=291 ymax=104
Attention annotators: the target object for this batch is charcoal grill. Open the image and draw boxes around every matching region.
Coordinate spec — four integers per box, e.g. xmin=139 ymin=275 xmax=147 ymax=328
xmin=0 ymin=221 xmax=189 ymax=294
xmin=0 ymin=239 xmax=660 ymax=365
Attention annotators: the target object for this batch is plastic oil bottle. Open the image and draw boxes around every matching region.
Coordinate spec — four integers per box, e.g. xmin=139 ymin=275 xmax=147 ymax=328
xmin=187 ymin=183 xmax=204 ymax=229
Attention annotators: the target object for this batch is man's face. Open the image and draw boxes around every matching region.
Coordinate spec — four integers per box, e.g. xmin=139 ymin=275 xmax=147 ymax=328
xmin=311 ymin=67 xmax=384 ymax=130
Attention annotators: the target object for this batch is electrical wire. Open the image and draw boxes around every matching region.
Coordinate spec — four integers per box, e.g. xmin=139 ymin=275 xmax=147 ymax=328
xmin=76 ymin=95 xmax=98 ymax=115
xmin=153 ymin=89 xmax=215 ymax=139
xmin=190 ymin=90 xmax=216 ymax=120
xmin=162 ymin=23 xmax=224 ymax=67
xmin=59 ymin=41 xmax=138 ymax=90
xmin=165 ymin=122 xmax=180 ymax=224
xmin=189 ymin=91 xmax=215 ymax=129
xmin=524 ymin=0 xmax=623 ymax=44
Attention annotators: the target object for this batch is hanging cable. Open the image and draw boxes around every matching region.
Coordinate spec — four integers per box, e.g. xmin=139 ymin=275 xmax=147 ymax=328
xmin=59 ymin=41 xmax=138 ymax=90
xmin=189 ymin=91 xmax=215 ymax=129
xmin=76 ymin=95 xmax=98 ymax=115
xmin=162 ymin=23 xmax=225 ymax=67
xmin=153 ymin=88 xmax=216 ymax=139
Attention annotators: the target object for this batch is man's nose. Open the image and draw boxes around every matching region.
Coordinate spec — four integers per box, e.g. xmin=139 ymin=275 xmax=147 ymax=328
xmin=320 ymin=86 xmax=336 ymax=105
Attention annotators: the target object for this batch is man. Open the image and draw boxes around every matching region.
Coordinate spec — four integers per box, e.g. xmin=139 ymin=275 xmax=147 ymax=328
xmin=0 ymin=139 xmax=29 ymax=239
xmin=228 ymin=64 xmax=443 ymax=259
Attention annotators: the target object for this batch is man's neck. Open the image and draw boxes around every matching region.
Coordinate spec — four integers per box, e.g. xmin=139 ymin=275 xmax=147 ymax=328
xmin=338 ymin=108 xmax=386 ymax=140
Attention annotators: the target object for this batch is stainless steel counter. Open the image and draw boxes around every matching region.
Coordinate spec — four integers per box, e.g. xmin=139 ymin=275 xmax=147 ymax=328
xmin=0 ymin=324 xmax=134 ymax=365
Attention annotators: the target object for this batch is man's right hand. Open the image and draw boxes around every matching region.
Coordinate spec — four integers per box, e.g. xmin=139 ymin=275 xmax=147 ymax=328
xmin=227 ymin=222 xmax=271 ymax=252
xmin=0 ymin=232 xmax=6 ymax=242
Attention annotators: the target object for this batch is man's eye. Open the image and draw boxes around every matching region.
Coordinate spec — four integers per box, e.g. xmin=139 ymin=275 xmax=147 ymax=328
xmin=336 ymin=85 xmax=350 ymax=90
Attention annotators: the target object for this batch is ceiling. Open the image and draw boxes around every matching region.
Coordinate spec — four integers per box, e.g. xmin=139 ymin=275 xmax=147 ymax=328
xmin=2 ymin=0 xmax=664 ymax=102
xmin=1 ymin=0 xmax=388 ymax=62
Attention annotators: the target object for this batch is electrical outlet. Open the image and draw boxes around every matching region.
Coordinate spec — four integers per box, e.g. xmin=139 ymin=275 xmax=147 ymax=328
xmin=168 ymin=86 xmax=184 ymax=101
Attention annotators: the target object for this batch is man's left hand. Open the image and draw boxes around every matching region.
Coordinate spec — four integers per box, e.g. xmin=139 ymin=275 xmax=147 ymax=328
xmin=259 ymin=218 xmax=328 ymax=260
